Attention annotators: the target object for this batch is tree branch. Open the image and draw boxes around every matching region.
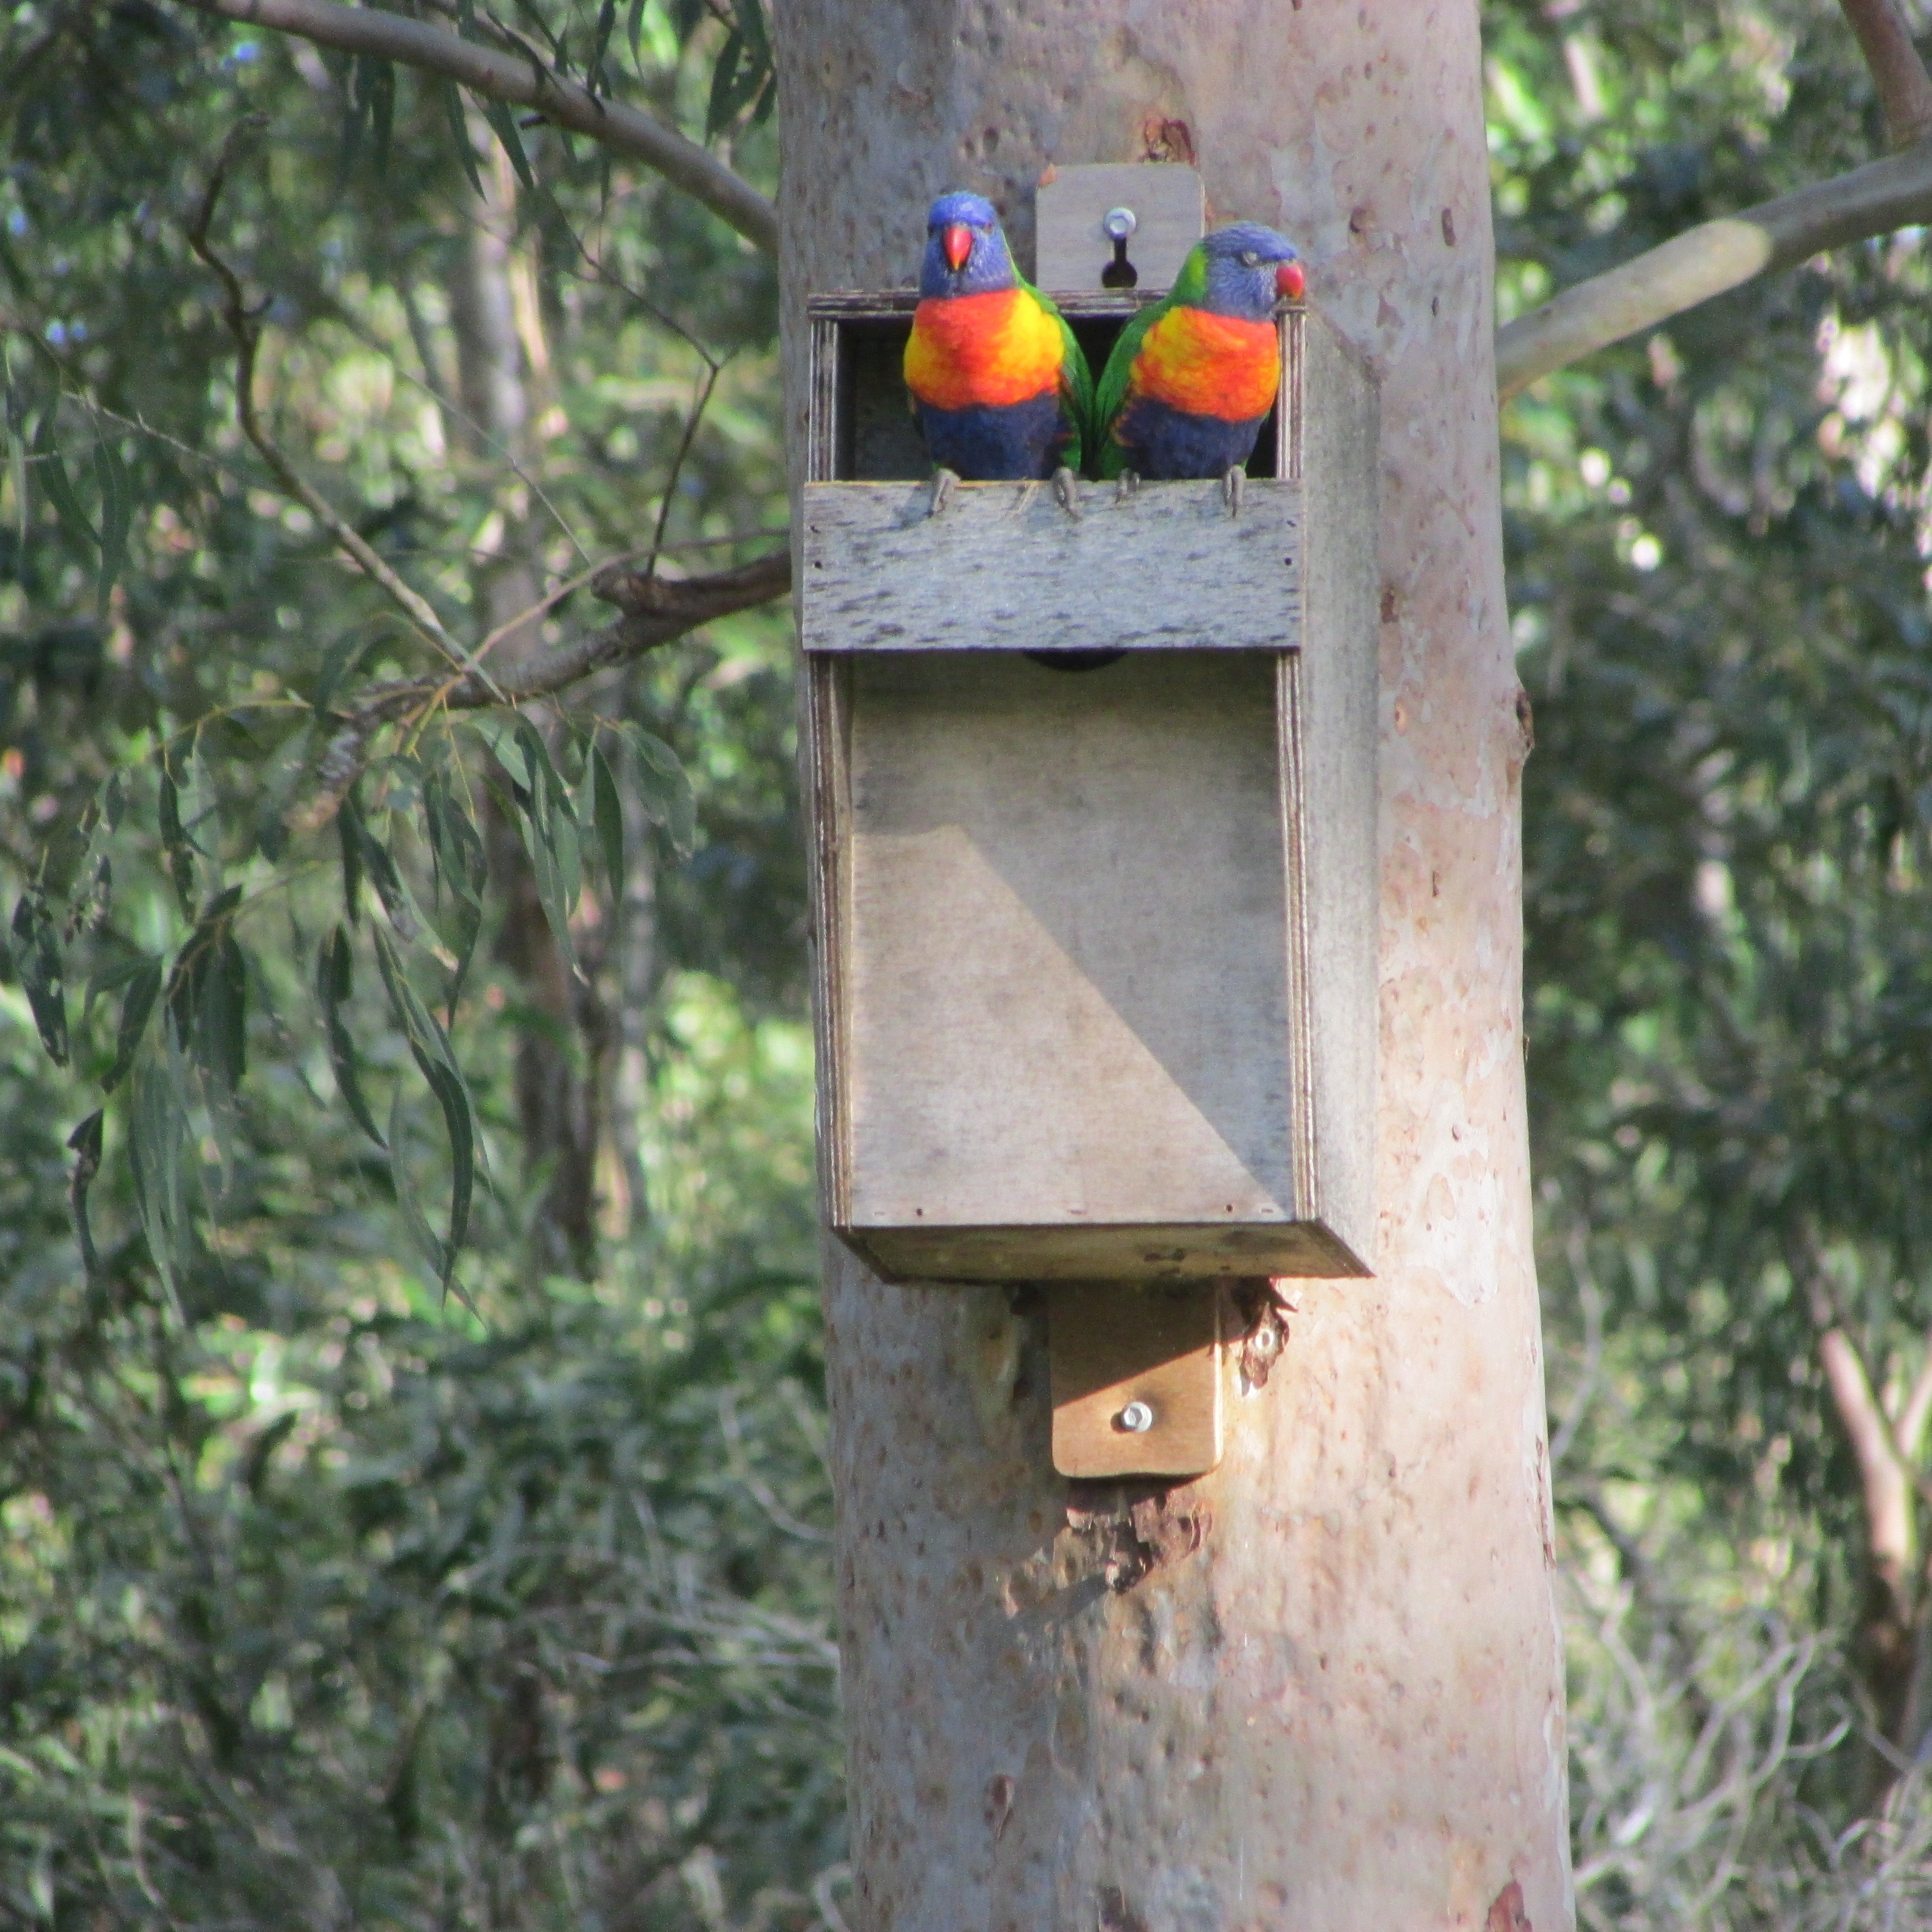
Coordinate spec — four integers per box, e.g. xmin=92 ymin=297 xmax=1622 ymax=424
xmin=1817 ymin=1325 xmax=1918 ymax=1604
xmin=286 ymin=547 xmax=790 ymax=835
xmin=172 ymin=0 xmax=778 ymax=255
xmin=1497 ymin=140 xmax=1932 ymax=399
xmin=1839 ymin=0 xmax=1932 ymax=150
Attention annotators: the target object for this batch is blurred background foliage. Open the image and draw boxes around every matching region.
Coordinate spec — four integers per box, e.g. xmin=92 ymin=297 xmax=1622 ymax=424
xmin=1 ymin=0 xmax=1930 ymax=1926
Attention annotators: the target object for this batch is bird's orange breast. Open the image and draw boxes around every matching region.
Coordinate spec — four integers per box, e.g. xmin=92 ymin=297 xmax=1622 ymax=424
xmin=905 ymin=289 xmax=1064 ymax=411
xmin=1130 ymin=306 xmax=1280 ymax=422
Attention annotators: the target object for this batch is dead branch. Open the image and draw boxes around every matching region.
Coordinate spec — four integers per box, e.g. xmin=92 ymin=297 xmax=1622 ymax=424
xmin=1838 ymin=0 xmax=1932 ymax=149
xmin=286 ymin=547 xmax=790 ymax=835
xmin=1497 ymin=141 xmax=1932 ymax=399
xmin=172 ymin=0 xmax=778 ymax=254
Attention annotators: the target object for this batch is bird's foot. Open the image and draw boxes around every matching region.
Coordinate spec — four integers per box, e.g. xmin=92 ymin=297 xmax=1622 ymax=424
xmin=1052 ymin=466 xmax=1081 ymax=519
xmin=1114 ymin=470 xmax=1141 ymax=504
xmin=928 ymin=467 xmax=960 ymax=518
xmin=1223 ymin=466 xmax=1244 ymax=518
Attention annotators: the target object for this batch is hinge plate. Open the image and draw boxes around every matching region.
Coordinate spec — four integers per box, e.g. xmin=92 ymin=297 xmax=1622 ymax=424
xmin=1049 ymin=1282 xmax=1223 ymax=1478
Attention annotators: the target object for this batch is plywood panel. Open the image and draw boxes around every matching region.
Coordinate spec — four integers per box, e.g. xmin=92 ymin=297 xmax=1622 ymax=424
xmin=801 ymin=480 xmax=1303 ymax=654
xmin=1035 ymin=163 xmax=1204 ymax=295
xmin=1049 ymin=1283 xmax=1221 ymax=1479
xmin=841 ymin=651 xmax=1302 ymax=1239
xmin=1296 ymin=313 xmax=1381 ymax=1268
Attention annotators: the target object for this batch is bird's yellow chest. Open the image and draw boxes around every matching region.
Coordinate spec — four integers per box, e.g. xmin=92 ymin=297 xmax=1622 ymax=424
xmin=905 ymin=290 xmax=1064 ymax=410
xmin=1132 ymin=306 xmax=1280 ymax=422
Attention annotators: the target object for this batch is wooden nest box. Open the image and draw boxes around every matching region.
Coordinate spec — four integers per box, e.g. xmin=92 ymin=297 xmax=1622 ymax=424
xmin=798 ymin=184 xmax=1380 ymax=1313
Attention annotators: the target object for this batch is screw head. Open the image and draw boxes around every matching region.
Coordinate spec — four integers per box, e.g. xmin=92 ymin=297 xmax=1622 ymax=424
xmin=1115 ymin=1399 xmax=1155 ymax=1434
xmin=1103 ymin=206 xmax=1138 ymax=241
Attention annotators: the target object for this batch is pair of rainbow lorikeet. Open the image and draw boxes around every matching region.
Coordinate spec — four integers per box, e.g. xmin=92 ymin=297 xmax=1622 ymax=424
xmin=903 ymin=190 xmax=1305 ymax=517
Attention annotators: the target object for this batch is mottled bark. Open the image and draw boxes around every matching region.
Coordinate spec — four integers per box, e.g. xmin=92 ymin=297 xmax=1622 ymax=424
xmin=774 ymin=4 xmax=1571 ymax=1929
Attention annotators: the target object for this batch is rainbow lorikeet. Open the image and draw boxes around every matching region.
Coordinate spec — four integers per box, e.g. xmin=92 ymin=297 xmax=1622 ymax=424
xmin=903 ymin=191 xmax=1092 ymax=515
xmin=1093 ymin=223 xmax=1305 ymax=512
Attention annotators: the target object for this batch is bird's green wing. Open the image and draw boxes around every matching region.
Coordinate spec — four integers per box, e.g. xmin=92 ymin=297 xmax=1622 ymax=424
xmin=1023 ymin=278 xmax=1092 ymax=472
xmin=1091 ymin=295 xmax=1169 ymax=480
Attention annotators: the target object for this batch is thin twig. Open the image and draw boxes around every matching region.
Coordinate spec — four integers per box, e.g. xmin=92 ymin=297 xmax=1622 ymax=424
xmin=173 ymin=0 xmax=778 ymax=253
xmin=186 ymin=119 xmax=509 ymax=703
xmin=1838 ymin=0 xmax=1932 ymax=149
xmin=641 ymin=359 xmax=724 ymax=582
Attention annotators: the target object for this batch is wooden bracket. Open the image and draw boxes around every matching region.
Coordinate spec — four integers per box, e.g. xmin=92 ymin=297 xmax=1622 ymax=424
xmin=1035 ymin=163 xmax=1205 ymax=295
xmin=1049 ymin=1284 xmax=1223 ymax=1479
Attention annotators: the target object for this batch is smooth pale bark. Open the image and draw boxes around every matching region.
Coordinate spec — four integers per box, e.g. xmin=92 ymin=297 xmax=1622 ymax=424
xmin=773 ymin=5 xmax=1571 ymax=1927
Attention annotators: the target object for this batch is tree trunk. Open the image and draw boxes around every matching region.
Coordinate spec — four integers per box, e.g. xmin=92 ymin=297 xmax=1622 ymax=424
xmin=773 ymin=6 xmax=1571 ymax=1927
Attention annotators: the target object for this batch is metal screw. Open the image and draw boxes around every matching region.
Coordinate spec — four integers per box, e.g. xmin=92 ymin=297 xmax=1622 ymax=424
xmin=1103 ymin=206 xmax=1138 ymax=242
xmin=1115 ymin=1399 xmax=1155 ymax=1434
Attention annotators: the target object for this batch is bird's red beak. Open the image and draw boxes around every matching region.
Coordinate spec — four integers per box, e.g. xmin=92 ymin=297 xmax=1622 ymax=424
xmin=1276 ymin=259 xmax=1306 ymax=301
xmin=943 ymin=223 xmax=973 ymax=272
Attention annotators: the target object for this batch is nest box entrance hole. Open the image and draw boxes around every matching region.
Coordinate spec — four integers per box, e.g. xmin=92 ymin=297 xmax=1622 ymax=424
xmin=827 ymin=304 xmax=1284 ymax=485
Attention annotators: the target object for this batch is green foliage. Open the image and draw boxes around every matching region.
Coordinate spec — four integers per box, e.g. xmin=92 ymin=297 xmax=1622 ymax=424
xmin=1 ymin=2 xmax=826 ymax=1925
xmin=1491 ymin=0 xmax=1932 ymax=1908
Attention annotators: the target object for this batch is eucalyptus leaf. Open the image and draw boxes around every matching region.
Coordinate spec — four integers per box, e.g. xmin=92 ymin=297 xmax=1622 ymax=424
xmin=11 ymin=889 xmax=69 ymax=1067
xmin=318 ymin=925 xmax=386 ymax=1149
xmin=103 ymin=956 xmax=162 ymax=1094
xmin=620 ymin=723 xmax=697 ymax=860
xmin=66 ymin=1109 xmax=103 ymax=1276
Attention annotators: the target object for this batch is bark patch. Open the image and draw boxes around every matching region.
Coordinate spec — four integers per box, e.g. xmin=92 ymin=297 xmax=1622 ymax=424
xmin=1066 ymin=1484 xmax=1211 ymax=1592
xmin=1486 ymin=1879 xmax=1532 ymax=1931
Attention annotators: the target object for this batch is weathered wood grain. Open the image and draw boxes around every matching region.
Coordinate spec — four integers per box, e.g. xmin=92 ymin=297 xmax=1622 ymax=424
xmin=799 ymin=293 xmax=1375 ymax=1290
xmin=1035 ymin=162 xmax=1204 ymax=293
xmin=837 ymin=651 xmax=1307 ymax=1253
xmin=800 ymin=479 xmax=1303 ymax=654
xmin=1049 ymin=1282 xmax=1221 ymax=1478
xmin=1294 ymin=309 xmax=1381 ymax=1267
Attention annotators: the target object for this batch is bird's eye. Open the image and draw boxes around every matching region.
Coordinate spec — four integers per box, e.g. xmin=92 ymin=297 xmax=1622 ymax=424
xmin=1240 ymin=250 xmax=1259 ymax=267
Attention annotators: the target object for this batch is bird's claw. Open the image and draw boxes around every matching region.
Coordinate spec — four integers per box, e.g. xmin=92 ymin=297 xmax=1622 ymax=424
xmin=1114 ymin=470 xmax=1141 ymax=504
xmin=1223 ymin=466 xmax=1244 ymax=518
xmin=928 ymin=467 xmax=960 ymax=518
xmin=1052 ymin=466 xmax=1081 ymax=519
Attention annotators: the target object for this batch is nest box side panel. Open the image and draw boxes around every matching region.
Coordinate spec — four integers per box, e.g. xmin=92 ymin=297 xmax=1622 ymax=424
xmin=840 ymin=651 xmax=1299 ymax=1246
xmin=1298 ymin=311 xmax=1381 ymax=1271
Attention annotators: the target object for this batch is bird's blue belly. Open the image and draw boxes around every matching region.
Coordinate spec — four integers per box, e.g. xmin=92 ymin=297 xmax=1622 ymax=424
xmin=916 ymin=392 xmax=1069 ymax=480
xmin=1114 ymin=397 xmax=1267 ymax=479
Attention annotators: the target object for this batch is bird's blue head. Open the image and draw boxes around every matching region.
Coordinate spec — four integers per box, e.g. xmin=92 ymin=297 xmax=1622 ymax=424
xmin=919 ymin=192 xmax=1019 ymax=299
xmin=1191 ymin=222 xmax=1305 ymax=321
